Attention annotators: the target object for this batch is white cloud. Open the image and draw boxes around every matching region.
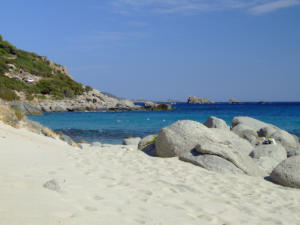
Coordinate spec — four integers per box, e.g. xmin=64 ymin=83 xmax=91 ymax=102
xmin=249 ymin=0 xmax=300 ymax=14
xmin=112 ymin=0 xmax=300 ymax=15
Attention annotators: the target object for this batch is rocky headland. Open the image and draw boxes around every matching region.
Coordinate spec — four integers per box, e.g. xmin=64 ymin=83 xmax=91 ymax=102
xmin=10 ymin=89 xmax=141 ymax=115
xmin=0 ymin=36 xmax=173 ymax=114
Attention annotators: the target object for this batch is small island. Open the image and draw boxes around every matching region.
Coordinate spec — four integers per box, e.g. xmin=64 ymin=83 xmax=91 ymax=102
xmin=187 ymin=96 xmax=214 ymax=104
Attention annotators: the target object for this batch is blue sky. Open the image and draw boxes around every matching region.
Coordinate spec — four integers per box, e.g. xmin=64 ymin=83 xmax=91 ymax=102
xmin=0 ymin=0 xmax=299 ymax=101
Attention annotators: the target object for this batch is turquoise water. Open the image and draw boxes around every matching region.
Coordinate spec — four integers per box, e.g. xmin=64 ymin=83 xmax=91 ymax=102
xmin=29 ymin=102 xmax=300 ymax=144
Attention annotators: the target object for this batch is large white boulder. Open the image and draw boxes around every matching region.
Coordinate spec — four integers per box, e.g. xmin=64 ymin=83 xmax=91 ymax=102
xmin=250 ymin=144 xmax=287 ymax=162
xmin=195 ymin=142 xmax=264 ymax=177
xmin=204 ymin=116 xmax=229 ymax=130
xmin=156 ymin=120 xmax=253 ymax=158
xmin=179 ymin=149 xmax=243 ymax=175
xmin=250 ymin=144 xmax=287 ymax=174
xmin=270 ymin=130 xmax=300 ymax=156
xmin=232 ymin=124 xmax=261 ymax=146
xmin=270 ymin=155 xmax=300 ymax=188
xmin=232 ymin=117 xmax=275 ymax=132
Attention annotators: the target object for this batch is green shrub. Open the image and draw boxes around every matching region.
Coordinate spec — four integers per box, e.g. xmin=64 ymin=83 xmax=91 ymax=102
xmin=0 ymin=36 xmax=88 ymax=100
xmin=52 ymin=93 xmax=64 ymax=100
xmin=63 ymin=88 xmax=75 ymax=98
xmin=37 ymin=95 xmax=46 ymax=100
xmin=0 ymin=58 xmax=9 ymax=74
xmin=143 ymin=134 xmax=158 ymax=146
xmin=15 ymin=50 xmax=53 ymax=77
xmin=34 ymin=74 xmax=84 ymax=98
xmin=0 ymin=40 xmax=17 ymax=55
xmin=0 ymin=74 xmax=27 ymax=91
xmin=85 ymin=85 xmax=93 ymax=92
xmin=11 ymin=107 xmax=23 ymax=120
xmin=25 ymin=93 xmax=34 ymax=101
xmin=0 ymin=88 xmax=19 ymax=101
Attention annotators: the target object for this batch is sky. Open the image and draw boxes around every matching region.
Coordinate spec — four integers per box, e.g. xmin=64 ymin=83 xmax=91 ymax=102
xmin=0 ymin=0 xmax=299 ymax=101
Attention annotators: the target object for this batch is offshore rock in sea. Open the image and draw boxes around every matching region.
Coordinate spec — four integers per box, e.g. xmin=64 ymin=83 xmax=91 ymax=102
xmin=153 ymin=104 xmax=173 ymax=111
xmin=187 ymin=96 xmax=214 ymax=104
xmin=144 ymin=101 xmax=157 ymax=109
xmin=229 ymin=99 xmax=241 ymax=104
xmin=143 ymin=101 xmax=173 ymax=111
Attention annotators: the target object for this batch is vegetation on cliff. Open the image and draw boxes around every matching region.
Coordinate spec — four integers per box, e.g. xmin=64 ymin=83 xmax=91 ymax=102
xmin=0 ymin=35 xmax=87 ymax=101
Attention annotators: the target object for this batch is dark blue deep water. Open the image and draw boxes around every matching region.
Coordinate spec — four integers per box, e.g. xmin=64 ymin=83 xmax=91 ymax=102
xmin=28 ymin=102 xmax=300 ymax=144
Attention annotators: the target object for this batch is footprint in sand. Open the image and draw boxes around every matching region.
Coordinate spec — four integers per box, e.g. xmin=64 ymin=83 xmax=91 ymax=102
xmin=94 ymin=195 xmax=104 ymax=201
xmin=134 ymin=219 xmax=146 ymax=224
xmin=85 ymin=206 xmax=98 ymax=212
xmin=138 ymin=189 xmax=153 ymax=196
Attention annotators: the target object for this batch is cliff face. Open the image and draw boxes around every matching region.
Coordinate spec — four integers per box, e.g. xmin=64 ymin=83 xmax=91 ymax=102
xmin=41 ymin=56 xmax=73 ymax=79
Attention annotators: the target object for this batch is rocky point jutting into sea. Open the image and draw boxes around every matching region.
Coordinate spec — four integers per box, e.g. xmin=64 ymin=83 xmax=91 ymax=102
xmin=0 ymin=36 xmax=175 ymax=115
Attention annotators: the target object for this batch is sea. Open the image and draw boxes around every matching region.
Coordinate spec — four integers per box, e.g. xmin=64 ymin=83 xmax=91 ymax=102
xmin=28 ymin=102 xmax=300 ymax=144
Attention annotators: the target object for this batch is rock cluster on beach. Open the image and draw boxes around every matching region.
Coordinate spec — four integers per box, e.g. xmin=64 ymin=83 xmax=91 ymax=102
xmin=130 ymin=116 xmax=300 ymax=188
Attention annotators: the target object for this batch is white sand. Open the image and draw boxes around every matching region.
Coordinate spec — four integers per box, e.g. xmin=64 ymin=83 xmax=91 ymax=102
xmin=0 ymin=121 xmax=300 ymax=225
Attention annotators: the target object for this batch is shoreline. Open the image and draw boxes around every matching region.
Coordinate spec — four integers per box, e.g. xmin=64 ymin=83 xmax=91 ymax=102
xmin=27 ymin=102 xmax=300 ymax=146
xmin=1 ymin=103 xmax=300 ymax=224
xmin=1 ymin=120 xmax=300 ymax=224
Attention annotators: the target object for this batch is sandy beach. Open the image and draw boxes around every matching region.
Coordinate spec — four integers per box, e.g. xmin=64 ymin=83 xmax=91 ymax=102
xmin=0 ymin=121 xmax=300 ymax=225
